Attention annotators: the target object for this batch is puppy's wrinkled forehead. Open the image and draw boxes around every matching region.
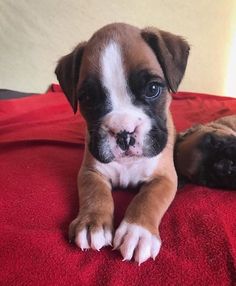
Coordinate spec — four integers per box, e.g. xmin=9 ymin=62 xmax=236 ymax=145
xmin=79 ymin=24 xmax=164 ymax=85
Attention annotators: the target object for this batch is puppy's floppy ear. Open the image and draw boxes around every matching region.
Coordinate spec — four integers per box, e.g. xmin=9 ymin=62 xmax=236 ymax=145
xmin=141 ymin=28 xmax=190 ymax=92
xmin=55 ymin=42 xmax=87 ymax=113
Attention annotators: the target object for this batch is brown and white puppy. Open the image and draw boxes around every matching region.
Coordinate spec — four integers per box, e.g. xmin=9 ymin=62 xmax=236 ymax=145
xmin=55 ymin=23 xmax=190 ymax=264
xmin=175 ymin=115 xmax=236 ymax=189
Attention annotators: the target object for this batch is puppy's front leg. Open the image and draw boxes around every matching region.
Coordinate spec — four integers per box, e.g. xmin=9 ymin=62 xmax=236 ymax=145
xmin=69 ymin=169 xmax=114 ymax=250
xmin=114 ymin=173 xmax=177 ymax=264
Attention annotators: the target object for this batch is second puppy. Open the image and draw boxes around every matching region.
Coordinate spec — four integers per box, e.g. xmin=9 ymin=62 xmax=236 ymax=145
xmin=175 ymin=115 xmax=236 ymax=189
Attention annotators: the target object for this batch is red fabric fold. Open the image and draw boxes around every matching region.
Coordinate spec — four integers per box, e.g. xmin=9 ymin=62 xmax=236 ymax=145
xmin=0 ymin=85 xmax=235 ymax=285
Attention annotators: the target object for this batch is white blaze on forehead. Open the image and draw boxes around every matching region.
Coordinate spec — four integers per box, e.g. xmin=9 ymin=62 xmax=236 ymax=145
xmin=99 ymin=40 xmax=154 ymax=167
xmin=100 ymin=41 xmax=131 ymax=108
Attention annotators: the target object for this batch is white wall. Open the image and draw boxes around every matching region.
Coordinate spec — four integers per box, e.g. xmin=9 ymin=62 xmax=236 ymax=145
xmin=0 ymin=0 xmax=235 ymax=96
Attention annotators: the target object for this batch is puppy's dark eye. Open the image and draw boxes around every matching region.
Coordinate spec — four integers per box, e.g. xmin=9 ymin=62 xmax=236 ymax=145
xmin=145 ymin=82 xmax=162 ymax=99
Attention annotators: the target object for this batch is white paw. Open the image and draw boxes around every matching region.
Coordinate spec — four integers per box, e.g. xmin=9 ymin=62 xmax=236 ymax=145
xmin=113 ymin=221 xmax=161 ymax=265
xmin=69 ymin=215 xmax=113 ymax=251
xmin=74 ymin=227 xmax=112 ymax=250
xmin=69 ymin=218 xmax=113 ymax=251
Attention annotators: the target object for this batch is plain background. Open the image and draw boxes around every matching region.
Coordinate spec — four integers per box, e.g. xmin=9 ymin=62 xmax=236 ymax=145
xmin=0 ymin=0 xmax=236 ymax=96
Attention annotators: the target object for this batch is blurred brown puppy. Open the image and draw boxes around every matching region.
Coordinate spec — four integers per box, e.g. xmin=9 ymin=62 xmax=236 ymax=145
xmin=175 ymin=115 xmax=236 ymax=189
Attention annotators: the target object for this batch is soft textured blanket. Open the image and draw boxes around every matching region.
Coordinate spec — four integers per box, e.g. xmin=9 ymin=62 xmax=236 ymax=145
xmin=0 ymin=85 xmax=235 ymax=286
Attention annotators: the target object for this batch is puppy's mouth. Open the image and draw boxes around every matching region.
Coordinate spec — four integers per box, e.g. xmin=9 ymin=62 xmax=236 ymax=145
xmin=88 ymin=126 xmax=144 ymax=163
xmin=88 ymin=123 xmax=167 ymax=163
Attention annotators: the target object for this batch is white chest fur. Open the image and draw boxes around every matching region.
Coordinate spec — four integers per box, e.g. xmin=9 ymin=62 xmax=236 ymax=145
xmin=95 ymin=155 xmax=161 ymax=188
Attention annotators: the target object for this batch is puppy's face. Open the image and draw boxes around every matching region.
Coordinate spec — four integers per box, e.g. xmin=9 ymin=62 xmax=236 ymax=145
xmin=79 ymin=35 xmax=169 ymax=163
xmin=56 ymin=23 xmax=189 ymax=163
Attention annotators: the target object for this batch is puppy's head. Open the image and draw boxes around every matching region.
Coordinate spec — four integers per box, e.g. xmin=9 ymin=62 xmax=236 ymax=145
xmin=56 ymin=23 xmax=190 ymax=163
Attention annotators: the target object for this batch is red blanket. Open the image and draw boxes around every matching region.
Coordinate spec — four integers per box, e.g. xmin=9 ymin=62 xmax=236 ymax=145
xmin=0 ymin=85 xmax=235 ymax=285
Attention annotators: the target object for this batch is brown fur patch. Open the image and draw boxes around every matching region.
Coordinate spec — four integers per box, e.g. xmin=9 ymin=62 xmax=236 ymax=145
xmin=69 ymin=159 xmax=114 ymax=241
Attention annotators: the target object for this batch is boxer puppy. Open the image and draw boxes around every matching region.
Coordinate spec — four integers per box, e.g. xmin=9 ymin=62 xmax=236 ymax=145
xmin=175 ymin=115 xmax=236 ymax=189
xmin=55 ymin=23 xmax=190 ymax=264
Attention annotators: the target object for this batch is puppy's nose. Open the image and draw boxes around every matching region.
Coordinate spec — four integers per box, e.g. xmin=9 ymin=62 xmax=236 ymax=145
xmin=116 ymin=131 xmax=136 ymax=151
